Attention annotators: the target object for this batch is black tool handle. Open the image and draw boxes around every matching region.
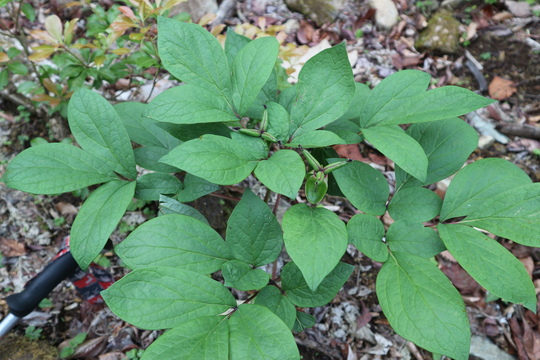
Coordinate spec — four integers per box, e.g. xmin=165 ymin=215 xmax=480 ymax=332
xmin=5 ymin=252 xmax=80 ymax=317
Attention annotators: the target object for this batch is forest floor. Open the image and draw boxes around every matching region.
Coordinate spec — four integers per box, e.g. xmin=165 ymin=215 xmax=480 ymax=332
xmin=1 ymin=0 xmax=540 ymax=359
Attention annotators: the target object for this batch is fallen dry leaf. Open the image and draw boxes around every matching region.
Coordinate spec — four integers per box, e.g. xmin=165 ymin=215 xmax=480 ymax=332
xmin=489 ymin=76 xmax=518 ymax=100
xmin=0 ymin=238 xmax=26 ymax=257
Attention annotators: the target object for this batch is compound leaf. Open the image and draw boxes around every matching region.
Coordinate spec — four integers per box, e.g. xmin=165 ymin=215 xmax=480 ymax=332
xmin=144 ymin=85 xmax=237 ymax=125
xmin=395 ymin=118 xmax=478 ymax=187
xmin=388 ymin=187 xmax=442 ymax=222
xmin=135 ymin=172 xmax=182 ymax=201
xmin=229 ymin=304 xmax=300 ymax=360
xmin=347 ymin=213 xmax=387 ymax=262
xmin=386 ymin=220 xmax=445 ymax=258
xmin=376 ymin=252 xmax=470 ymax=360
xmin=289 ymin=43 xmax=355 ymax=135
xmin=176 ymin=173 xmax=220 ymax=203
xmin=231 ymin=36 xmax=279 ymax=116
xmin=141 ymin=316 xmax=229 ymax=360
xmin=68 ymin=88 xmax=136 ymax=179
xmin=115 ymin=102 xmax=180 ymax=149
xmin=362 ymin=125 xmax=427 ymax=182
xmin=331 ymin=160 xmax=389 ymax=215
xmin=102 ymin=266 xmax=236 ymax=330
xmin=2 ymin=143 xmax=115 ymax=194
xmin=160 ymin=135 xmax=261 ymax=185
xmin=254 ymin=150 xmax=305 ymax=199
xmin=159 ymin=195 xmax=209 ymax=225
xmin=226 ymin=188 xmax=283 ymax=267
xmin=438 ymin=224 xmax=536 ymax=311
xmin=157 ymin=17 xmax=230 ymax=97
xmin=463 ymin=183 xmax=540 ymax=247
xmin=116 ymin=214 xmax=230 ymax=273
xmin=71 ymin=180 xmax=136 ymax=269
xmin=221 ymin=260 xmax=269 ymax=291
xmin=440 ymin=158 xmax=531 ymax=221
xmin=281 ymin=261 xmax=354 ymax=307
xmin=282 ymin=204 xmax=348 ymax=291
xmin=254 ymin=286 xmax=296 ymax=329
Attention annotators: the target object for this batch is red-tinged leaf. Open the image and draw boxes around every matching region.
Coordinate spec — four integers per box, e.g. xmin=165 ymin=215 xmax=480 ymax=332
xmin=110 ymin=15 xmax=137 ymax=33
xmin=0 ymin=52 xmax=9 ymax=62
xmin=119 ymin=6 xmax=137 ymax=20
xmin=32 ymin=94 xmax=61 ymax=106
xmin=43 ymin=78 xmax=59 ymax=96
xmin=72 ymin=43 xmax=99 ymax=49
xmin=30 ymin=29 xmax=57 ymax=43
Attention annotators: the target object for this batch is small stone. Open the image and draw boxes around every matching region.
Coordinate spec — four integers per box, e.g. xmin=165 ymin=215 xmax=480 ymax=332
xmin=284 ymin=0 xmax=347 ymax=25
xmin=505 ymin=0 xmax=531 ymax=17
xmin=415 ymin=9 xmax=461 ymax=54
xmin=368 ymin=0 xmax=399 ymax=30
xmin=478 ymin=134 xmax=495 ymax=150
xmin=470 ymin=335 xmax=516 ymax=360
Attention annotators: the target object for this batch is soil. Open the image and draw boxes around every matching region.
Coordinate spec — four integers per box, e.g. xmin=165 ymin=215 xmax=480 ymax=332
xmin=1 ymin=0 xmax=540 ymax=359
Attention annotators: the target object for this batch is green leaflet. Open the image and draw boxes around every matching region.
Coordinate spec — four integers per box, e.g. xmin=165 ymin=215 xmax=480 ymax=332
xmin=226 ymin=188 xmax=283 ymax=267
xmin=331 ymin=160 xmax=389 ymax=215
xmin=1 ymin=143 xmax=115 ymax=194
xmin=176 ymin=173 xmax=220 ymax=203
xmin=134 ymin=146 xmax=181 ymax=173
xmin=292 ymin=311 xmax=316 ymax=332
xmin=440 ymin=158 xmax=532 ymax=221
xmin=323 ymin=120 xmax=362 ymax=144
xmin=359 ymin=70 xmax=493 ymax=127
xmin=140 ymin=316 xmax=229 ymax=360
xmin=159 ymin=195 xmax=209 ymax=225
xmin=157 ymin=17 xmax=231 ymax=97
xmin=395 ymin=118 xmax=478 ymax=187
xmin=282 ymin=204 xmax=348 ymax=291
xmin=388 ymin=187 xmax=442 ymax=222
xmin=347 ymin=213 xmax=387 ymax=262
xmin=438 ymin=224 xmax=536 ymax=311
xmin=135 ymin=173 xmax=182 ymax=201
xmin=254 ymin=150 xmax=305 ymax=199
xmin=230 ymin=132 xmax=269 ymax=160
xmin=287 ymin=130 xmax=345 ymax=148
xmin=221 ymin=260 xmax=270 ymax=291
xmin=101 ymin=266 xmax=236 ymax=330
xmin=231 ymin=36 xmax=279 ymax=116
xmin=71 ymin=180 xmax=136 ymax=269
xmin=229 ymin=304 xmax=300 ymax=360
xmin=160 ymin=135 xmax=262 ymax=185
xmin=281 ymin=261 xmax=354 ymax=307
xmin=115 ymin=102 xmax=180 ymax=149
xmin=376 ymin=252 xmax=470 ymax=360
xmin=386 ymin=220 xmax=445 ymax=258
xmin=224 ymin=28 xmax=251 ymax=67
xmin=289 ymin=43 xmax=355 ymax=135
xmin=116 ymin=214 xmax=231 ymax=274
xmin=362 ymin=126 xmax=428 ymax=182
xmin=462 ymin=183 xmax=540 ymax=247
xmin=144 ymin=85 xmax=238 ymax=124
xmin=336 ymin=82 xmax=371 ymax=122
xmin=254 ymin=286 xmax=296 ymax=329
xmin=265 ymin=101 xmax=290 ymax=142
xmin=360 ymin=70 xmax=430 ymax=128
xmin=67 ymin=88 xmax=136 ymax=180
xmin=157 ymin=121 xmax=232 ymax=142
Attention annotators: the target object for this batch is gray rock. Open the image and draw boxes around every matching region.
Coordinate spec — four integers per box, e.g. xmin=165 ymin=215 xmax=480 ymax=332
xmin=170 ymin=0 xmax=218 ymax=22
xmin=505 ymin=0 xmax=531 ymax=17
xmin=415 ymin=9 xmax=461 ymax=54
xmin=284 ymin=0 xmax=347 ymax=24
xmin=470 ymin=335 xmax=516 ymax=360
xmin=369 ymin=0 xmax=399 ymax=30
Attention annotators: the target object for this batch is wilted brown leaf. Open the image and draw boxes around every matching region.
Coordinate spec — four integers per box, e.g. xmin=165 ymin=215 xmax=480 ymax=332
xmin=0 ymin=238 xmax=26 ymax=257
xmin=489 ymin=76 xmax=517 ymax=100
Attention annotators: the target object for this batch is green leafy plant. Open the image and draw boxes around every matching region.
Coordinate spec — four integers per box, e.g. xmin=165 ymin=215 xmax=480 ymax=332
xmin=2 ymin=17 xmax=539 ymax=360
xmin=24 ymin=325 xmax=42 ymax=340
xmin=59 ymin=332 xmax=87 ymax=359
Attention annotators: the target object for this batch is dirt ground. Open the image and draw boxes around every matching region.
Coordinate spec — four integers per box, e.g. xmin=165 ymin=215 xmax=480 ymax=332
xmin=1 ymin=0 xmax=540 ymax=359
